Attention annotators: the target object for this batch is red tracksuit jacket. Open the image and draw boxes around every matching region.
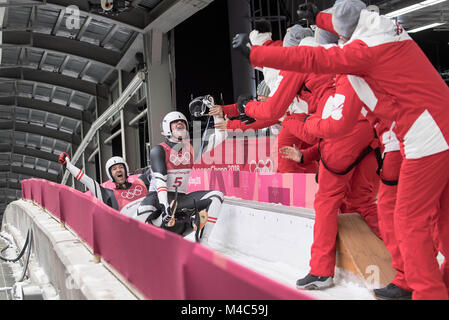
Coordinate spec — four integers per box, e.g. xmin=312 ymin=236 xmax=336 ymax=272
xmin=248 ymin=10 xmax=449 ymax=160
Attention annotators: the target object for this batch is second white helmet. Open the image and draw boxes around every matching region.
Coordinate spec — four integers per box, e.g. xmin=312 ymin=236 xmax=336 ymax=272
xmin=105 ymin=156 xmax=129 ymax=181
xmin=161 ymin=111 xmax=189 ymax=137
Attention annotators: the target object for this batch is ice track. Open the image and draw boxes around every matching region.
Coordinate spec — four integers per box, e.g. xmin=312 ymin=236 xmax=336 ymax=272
xmin=185 ymin=198 xmax=376 ymax=300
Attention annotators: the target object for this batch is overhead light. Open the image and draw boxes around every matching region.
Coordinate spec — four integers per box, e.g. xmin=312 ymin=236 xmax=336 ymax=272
xmin=408 ymin=22 xmax=446 ymax=33
xmin=385 ymin=0 xmax=448 ymax=18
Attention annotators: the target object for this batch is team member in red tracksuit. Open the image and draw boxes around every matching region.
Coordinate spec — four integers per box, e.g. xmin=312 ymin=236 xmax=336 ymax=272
xmin=241 ymin=29 xmax=381 ymax=289
xmin=375 ymin=119 xmax=441 ymax=300
xmin=211 ymin=80 xmax=317 ymax=173
xmin=233 ymin=0 xmax=449 ymax=300
xmin=215 ymin=25 xmax=319 ymax=173
xmin=241 ymin=30 xmax=336 ymax=143
xmin=248 ymin=19 xmax=282 ymax=94
xmin=244 ymin=26 xmax=336 ymax=173
xmin=371 ymin=121 xmax=412 ymax=299
xmin=278 ymin=70 xmax=381 ymax=290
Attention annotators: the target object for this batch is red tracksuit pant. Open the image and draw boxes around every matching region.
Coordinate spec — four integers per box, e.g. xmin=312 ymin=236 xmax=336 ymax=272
xmin=376 ymin=151 xmax=412 ymax=291
xmin=310 ymin=150 xmax=380 ymax=277
xmin=439 ymin=174 xmax=449 ymax=298
xmin=395 ymin=150 xmax=449 ymax=299
xmin=341 ymin=153 xmax=380 ymax=238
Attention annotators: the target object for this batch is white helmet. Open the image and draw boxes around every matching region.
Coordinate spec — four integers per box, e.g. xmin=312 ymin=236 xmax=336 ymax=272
xmin=105 ymin=156 xmax=129 ymax=181
xmin=161 ymin=111 xmax=189 ymax=137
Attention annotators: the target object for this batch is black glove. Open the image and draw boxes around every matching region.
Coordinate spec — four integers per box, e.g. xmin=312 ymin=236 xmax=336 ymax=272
xmin=236 ymin=94 xmax=255 ymax=125
xmin=237 ymin=114 xmax=256 ymax=125
xmin=254 ymin=19 xmax=271 ymax=33
xmin=296 ymin=3 xmax=319 ymax=25
xmin=232 ymin=33 xmax=251 ymax=61
xmin=161 ymin=204 xmax=174 ymax=226
xmin=237 ymin=94 xmax=253 ymax=114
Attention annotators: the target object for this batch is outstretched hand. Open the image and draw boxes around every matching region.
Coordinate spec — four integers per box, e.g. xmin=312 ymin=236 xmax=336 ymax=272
xmin=209 ymin=105 xmax=224 ymax=117
xmin=279 ymin=145 xmax=302 ymax=163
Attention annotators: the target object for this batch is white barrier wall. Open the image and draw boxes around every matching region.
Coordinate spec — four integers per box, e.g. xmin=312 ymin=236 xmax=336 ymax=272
xmin=209 ymin=199 xmax=315 ymax=268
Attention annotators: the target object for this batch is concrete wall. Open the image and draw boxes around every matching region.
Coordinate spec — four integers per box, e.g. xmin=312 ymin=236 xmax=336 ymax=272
xmin=188 ymin=198 xmax=315 ymax=269
xmin=1 ymin=200 xmax=138 ymax=300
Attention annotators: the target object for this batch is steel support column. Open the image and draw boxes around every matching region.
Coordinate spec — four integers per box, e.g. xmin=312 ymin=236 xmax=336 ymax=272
xmin=143 ymin=29 xmax=173 ymax=148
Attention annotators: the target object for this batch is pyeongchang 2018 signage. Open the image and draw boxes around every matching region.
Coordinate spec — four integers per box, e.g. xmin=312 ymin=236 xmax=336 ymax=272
xmin=190 ymin=121 xmax=278 ymax=173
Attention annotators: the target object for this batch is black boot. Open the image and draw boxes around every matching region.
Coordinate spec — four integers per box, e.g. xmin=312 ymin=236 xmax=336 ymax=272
xmin=373 ymin=283 xmax=412 ymax=300
xmin=296 ymin=273 xmax=334 ymax=290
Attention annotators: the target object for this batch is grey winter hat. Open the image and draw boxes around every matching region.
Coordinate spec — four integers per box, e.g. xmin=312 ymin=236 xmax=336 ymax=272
xmin=257 ymin=80 xmax=270 ymax=97
xmin=332 ymin=0 xmax=366 ymax=38
xmin=314 ymin=27 xmax=339 ymax=45
xmin=283 ymin=24 xmax=314 ymax=47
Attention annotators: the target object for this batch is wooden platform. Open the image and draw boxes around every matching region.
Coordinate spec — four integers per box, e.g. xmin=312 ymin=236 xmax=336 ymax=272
xmin=336 ymin=213 xmax=396 ymax=288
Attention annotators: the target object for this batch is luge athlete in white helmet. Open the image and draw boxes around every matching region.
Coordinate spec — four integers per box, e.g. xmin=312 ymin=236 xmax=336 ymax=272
xmin=136 ymin=98 xmax=227 ymax=243
xmin=58 ymin=153 xmax=150 ymax=217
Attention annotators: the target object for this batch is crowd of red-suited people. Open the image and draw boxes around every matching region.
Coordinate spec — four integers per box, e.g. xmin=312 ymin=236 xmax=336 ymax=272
xmin=209 ymin=0 xmax=449 ymax=300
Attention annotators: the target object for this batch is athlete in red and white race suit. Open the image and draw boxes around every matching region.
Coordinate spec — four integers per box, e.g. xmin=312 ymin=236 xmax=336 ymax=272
xmin=135 ymin=109 xmax=226 ymax=243
xmin=58 ymin=154 xmax=149 ymax=217
xmin=279 ymin=72 xmax=381 ymax=289
xmin=237 ymin=0 xmax=449 ymax=299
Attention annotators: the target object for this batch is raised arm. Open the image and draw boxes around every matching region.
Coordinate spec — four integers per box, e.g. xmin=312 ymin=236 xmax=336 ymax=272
xmin=58 ymin=152 xmax=103 ymax=202
xmin=244 ymin=71 xmax=308 ymax=121
xmin=249 ymin=40 xmax=373 ymax=76
xmin=226 ymin=117 xmax=279 ymax=131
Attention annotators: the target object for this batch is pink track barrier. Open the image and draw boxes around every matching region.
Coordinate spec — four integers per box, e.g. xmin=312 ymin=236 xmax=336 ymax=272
xmin=20 ymin=179 xmax=313 ymax=300
xmin=184 ymin=245 xmax=308 ymax=300
xmin=187 ymin=170 xmax=318 ymax=209
xmin=101 ymin=170 xmax=318 ymax=209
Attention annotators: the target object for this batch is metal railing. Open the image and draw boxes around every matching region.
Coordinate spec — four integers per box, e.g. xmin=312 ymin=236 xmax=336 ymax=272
xmin=61 ymin=70 xmax=147 ymax=185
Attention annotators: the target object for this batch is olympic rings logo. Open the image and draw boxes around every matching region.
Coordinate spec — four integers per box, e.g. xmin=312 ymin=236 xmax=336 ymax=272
xmin=249 ymin=159 xmax=273 ymax=173
xmin=169 ymin=151 xmax=191 ymax=166
xmin=121 ymin=185 xmax=144 ymax=199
